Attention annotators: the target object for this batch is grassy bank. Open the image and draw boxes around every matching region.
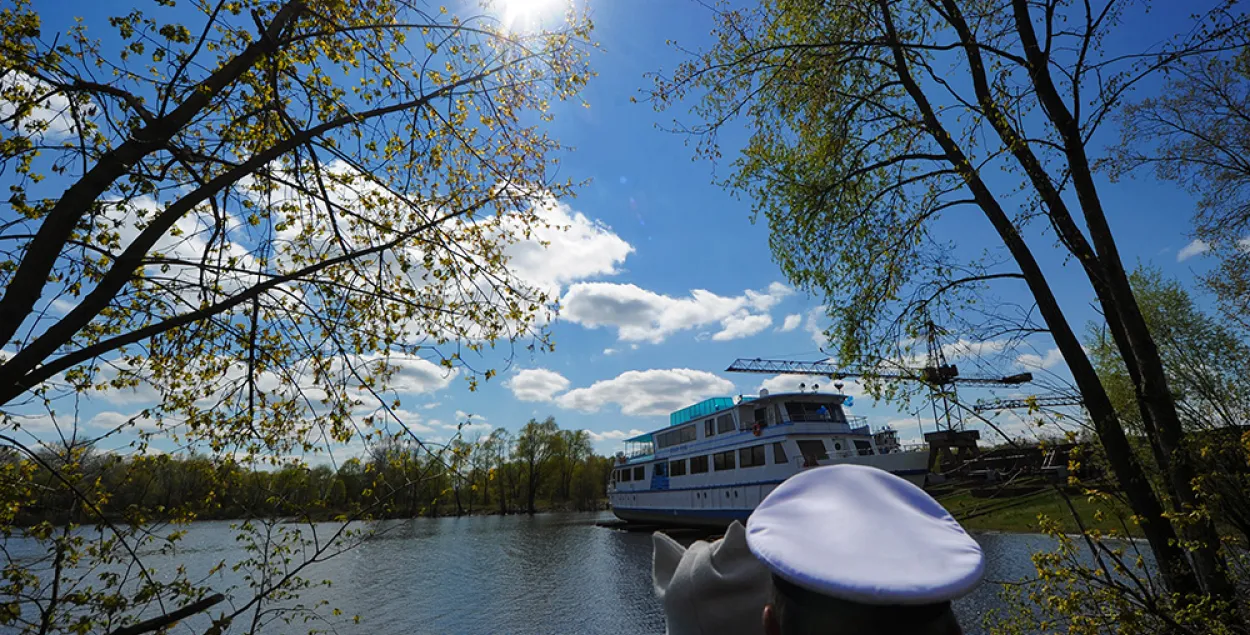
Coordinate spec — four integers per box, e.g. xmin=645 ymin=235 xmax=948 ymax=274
xmin=935 ymin=483 xmax=1140 ymax=536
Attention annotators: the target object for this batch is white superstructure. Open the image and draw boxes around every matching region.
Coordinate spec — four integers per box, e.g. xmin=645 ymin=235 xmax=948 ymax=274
xmin=607 ymin=391 xmax=930 ymax=527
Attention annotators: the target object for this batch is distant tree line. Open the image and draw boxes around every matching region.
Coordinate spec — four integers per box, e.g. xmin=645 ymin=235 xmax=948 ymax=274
xmin=5 ymin=416 xmax=615 ymax=526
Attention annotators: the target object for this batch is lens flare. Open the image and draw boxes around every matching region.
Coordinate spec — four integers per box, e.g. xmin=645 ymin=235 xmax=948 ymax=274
xmin=498 ymin=0 xmax=561 ymax=31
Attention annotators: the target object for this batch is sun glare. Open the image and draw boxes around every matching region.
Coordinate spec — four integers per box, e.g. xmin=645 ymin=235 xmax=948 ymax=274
xmin=498 ymin=0 xmax=562 ymax=31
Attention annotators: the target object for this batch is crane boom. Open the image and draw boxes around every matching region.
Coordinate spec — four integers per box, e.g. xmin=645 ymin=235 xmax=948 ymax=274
xmin=724 ymin=358 xmax=1033 ymax=386
xmin=725 ymin=358 xmax=853 ymax=376
xmin=972 ymin=395 xmax=1085 ymax=412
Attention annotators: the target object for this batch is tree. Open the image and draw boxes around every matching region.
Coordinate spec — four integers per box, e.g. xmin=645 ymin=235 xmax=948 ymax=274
xmin=570 ymin=453 xmax=611 ymax=511
xmin=1088 ymin=267 xmax=1250 ymax=543
xmin=448 ymin=438 xmax=471 ymax=516
xmin=468 ymin=431 xmax=495 ymax=510
xmin=555 ymin=428 xmax=591 ymax=502
xmin=653 ymin=0 xmax=1247 ymax=618
xmin=484 ymin=427 xmax=514 ymax=515
xmin=1112 ymin=48 xmax=1250 ymax=330
xmin=0 ymin=1 xmax=592 ymax=632
xmin=514 ymin=416 xmax=558 ymax=514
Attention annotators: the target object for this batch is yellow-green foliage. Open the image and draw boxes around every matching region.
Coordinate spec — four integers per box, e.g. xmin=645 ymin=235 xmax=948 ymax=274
xmin=0 ymin=0 xmax=594 ymax=632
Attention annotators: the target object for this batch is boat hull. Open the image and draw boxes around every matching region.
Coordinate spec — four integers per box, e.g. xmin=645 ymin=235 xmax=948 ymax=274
xmin=608 ymin=451 xmax=930 ymax=527
xmin=611 ymin=506 xmax=751 ymax=528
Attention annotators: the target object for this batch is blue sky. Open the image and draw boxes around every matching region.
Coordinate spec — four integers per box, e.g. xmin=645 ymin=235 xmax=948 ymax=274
xmin=7 ymin=0 xmax=1234 ymax=459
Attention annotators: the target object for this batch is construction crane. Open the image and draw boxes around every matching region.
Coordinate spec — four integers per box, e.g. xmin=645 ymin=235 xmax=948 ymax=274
xmin=725 ymin=354 xmax=1035 ymax=475
xmin=725 ymin=358 xmax=1033 ymax=387
xmin=725 ymin=356 xmax=1032 ymax=435
xmin=972 ymin=395 xmax=1084 ymax=413
xmin=726 ymin=319 xmax=1041 ymax=476
xmin=730 ymin=357 xmax=1030 ymax=437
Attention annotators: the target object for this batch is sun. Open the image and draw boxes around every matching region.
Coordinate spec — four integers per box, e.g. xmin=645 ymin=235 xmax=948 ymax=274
xmin=498 ymin=0 xmax=562 ymax=31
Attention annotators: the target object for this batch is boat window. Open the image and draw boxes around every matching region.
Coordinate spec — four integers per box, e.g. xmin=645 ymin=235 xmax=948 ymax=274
xmin=620 ymin=468 xmax=631 ymax=482
xmin=634 ymin=466 xmax=645 ymax=481
xmin=655 ymin=424 xmax=697 ymax=449
xmin=705 ymin=419 xmax=715 ymax=438
xmin=690 ymin=455 xmax=709 ymax=474
xmin=785 ymin=402 xmax=842 ymax=422
xmin=796 ymin=440 xmax=829 ymax=466
xmin=833 ymin=440 xmax=843 ymax=451
xmin=753 ymin=407 xmax=768 ymax=426
xmin=739 ymin=444 xmax=766 ymax=468
xmin=654 ymin=462 xmax=668 ymax=477
xmin=670 ymin=458 xmax=687 ymax=476
xmin=716 ymin=414 xmax=735 ymax=434
xmin=773 ymin=442 xmax=788 ymax=465
xmin=713 ymin=450 xmax=736 ymax=471
xmin=854 ymin=440 xmax=874 ymax=456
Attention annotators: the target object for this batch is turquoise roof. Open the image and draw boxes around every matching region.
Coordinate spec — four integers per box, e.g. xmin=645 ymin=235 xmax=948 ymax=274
xmin=669 ymin=397 xmax=736 ymax=426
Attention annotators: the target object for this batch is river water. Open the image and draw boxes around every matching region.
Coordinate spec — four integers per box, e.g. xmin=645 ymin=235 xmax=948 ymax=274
xmin=6 ymin=512 xmax=1067 ymax=634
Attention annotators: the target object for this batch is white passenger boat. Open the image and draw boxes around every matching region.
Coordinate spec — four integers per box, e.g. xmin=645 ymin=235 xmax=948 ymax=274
xmin=607 ymin=390 xmax=930 ymax=527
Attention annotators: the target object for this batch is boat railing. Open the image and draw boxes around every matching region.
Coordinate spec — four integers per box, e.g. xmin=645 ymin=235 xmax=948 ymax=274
xmin=783 ymin=414 xmax=868 ymax=426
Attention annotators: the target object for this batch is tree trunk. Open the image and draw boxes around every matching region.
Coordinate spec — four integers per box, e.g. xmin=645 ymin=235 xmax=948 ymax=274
xmin=526 ymin=457 xmax=538 ymax=515
xmin=875 ymin=0 xmax=1202 ymax=595
xmin=1005 ymin=0 xmax=1235 ymax=602
xmin=497 ymin=464 xmax=507 ymax=515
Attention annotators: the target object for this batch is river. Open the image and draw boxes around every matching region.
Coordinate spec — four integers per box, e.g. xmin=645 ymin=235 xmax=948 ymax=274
xmin=6 ymin=512 xmax=1066 ymax=634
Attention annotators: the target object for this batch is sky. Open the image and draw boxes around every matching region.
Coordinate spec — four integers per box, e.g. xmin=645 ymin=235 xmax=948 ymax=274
xmin=4 ymin=0 xmax=1237 ymax=461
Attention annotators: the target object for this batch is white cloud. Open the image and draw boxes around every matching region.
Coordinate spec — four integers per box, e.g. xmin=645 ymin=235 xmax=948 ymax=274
xmin=1178 ymin=239 xmax=1210 ymax=262
xmin=586 ymin=428 xmax=647 ymax=453
xmin=758 ymin=375 xmax=867 ymax=400
xmin=713 ymin=313 xmax=772 ymax=341
xmin=505 ymin=199 xmax=634 ymax=294
xmin=99 ymin=196 xmax=257 ymax=300
xmin=559 ymin=281 xmax=792 ymax=344
xmin=0 ymin=72 xmax=78 ymax=139
xmin=586 ymin=428 xmax=647 ymax=442
xmin=555 ymin=368 xmax=735 ymax=416
xmin=349 ymin=406 xmax=437 ymax=435
xmin=504 ymin=368 xmax=571 ymax=402
xmin=603 ymin=348 xmax=619 ymax=356
xmin=454 ymin=422 xmax=494 ymax=436
xmin=87 ymin=410 xmax=159 ymax=434
xmin=941 ymin=339 xmax=1009 ymax=360
xmin=1016 ymin=348 xmax=1065 ymax=371
xmin=355 ymin=356 xmax=457 ymax=394
xmin=422 ymin=402 xmax=442 ymax=410
xmin=441 ymin=413 xmax=492 ymax=436
xmin=804 ymin=307 xmax=827 ymax=347
xmin=6 ymin=412 xmax=63 ymax=434
xmin=779 ymin=314 xmax=803 ymax=332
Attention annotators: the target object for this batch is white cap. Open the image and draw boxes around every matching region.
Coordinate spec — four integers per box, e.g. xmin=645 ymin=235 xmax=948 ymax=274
xmin=652 ymin=521 xmax=772 ymax=635
xmin=745 ymin=464 xmax=984 ymax=606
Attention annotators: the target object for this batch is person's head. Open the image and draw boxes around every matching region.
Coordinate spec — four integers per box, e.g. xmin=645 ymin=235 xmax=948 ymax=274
xmin=746 ymin=465 xmax=984 ymax=635
xmin=762 ymin=575 xmax=962 ymax=635
xmin=652 ymin=520 xmax=772 ymax=635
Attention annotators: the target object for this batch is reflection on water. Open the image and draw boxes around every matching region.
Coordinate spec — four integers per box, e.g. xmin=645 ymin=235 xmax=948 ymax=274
xmin=306 ymin=513 xmax=667 ymax=635
xmin=5 ymin=512 xmax=1066 ymax=634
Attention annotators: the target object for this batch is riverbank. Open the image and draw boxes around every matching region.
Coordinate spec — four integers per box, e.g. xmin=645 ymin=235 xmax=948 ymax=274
xmin=935 ymin=483 xmax=1138 ymax=536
